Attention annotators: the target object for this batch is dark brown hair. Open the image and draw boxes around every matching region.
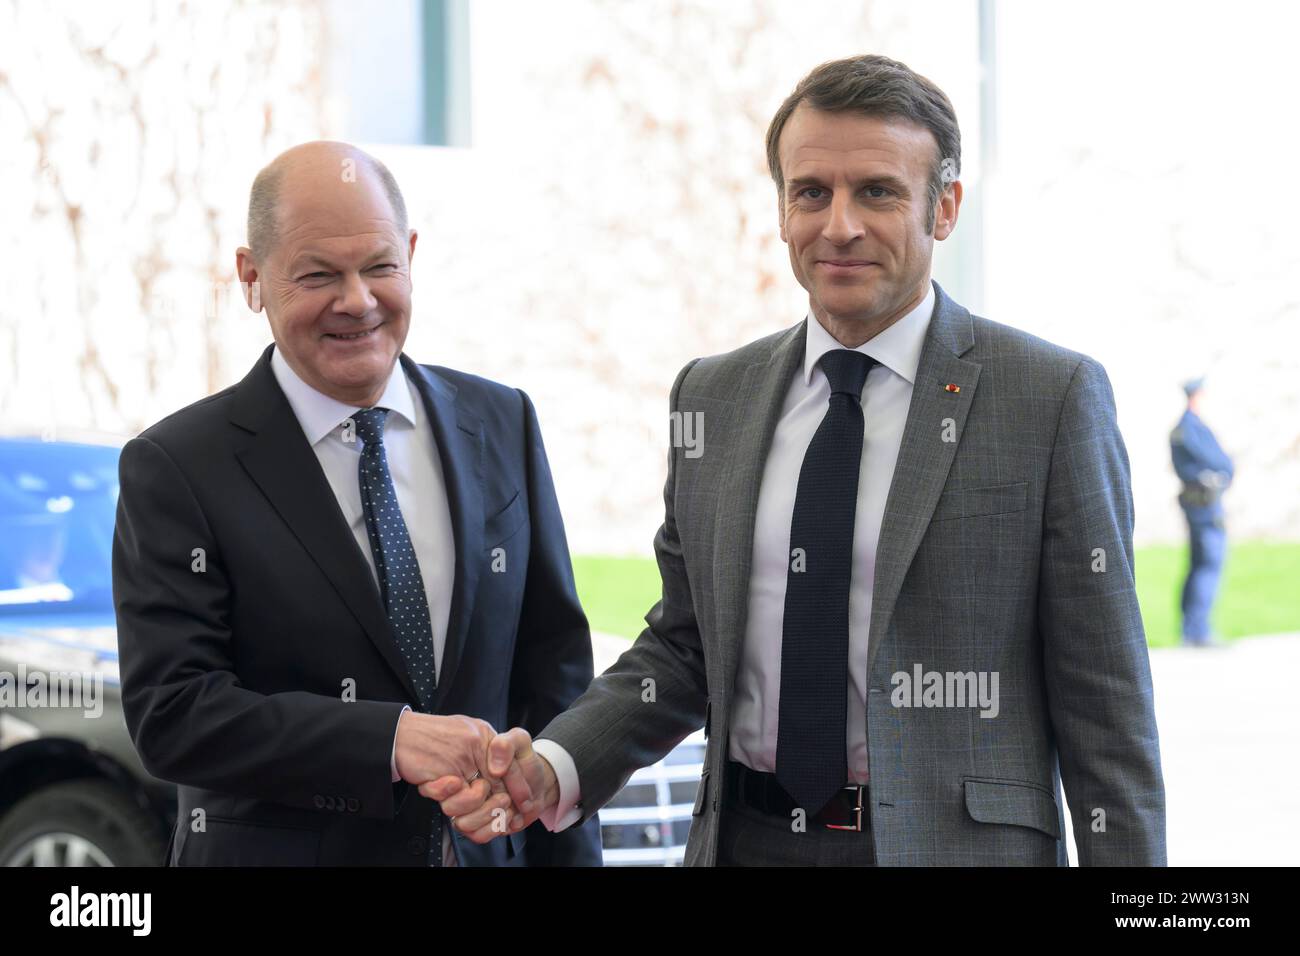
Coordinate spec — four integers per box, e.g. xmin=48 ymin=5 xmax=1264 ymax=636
xmin=765 ymin=54 xmax=961 ymax=232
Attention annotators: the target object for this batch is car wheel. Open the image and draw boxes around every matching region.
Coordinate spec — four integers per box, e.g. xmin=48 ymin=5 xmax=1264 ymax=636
xmin=0 ymin=780 xmax=167 ymax=867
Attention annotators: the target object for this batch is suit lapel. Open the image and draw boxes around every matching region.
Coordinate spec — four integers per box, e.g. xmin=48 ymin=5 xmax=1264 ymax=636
xmin=866 ymin=281 xmax=981 ymax=678
xmin=229 ymin=346 xmax=421 ymax=704
xmin=400 ymin=355 xmax=484 ymax=712
xmin=713 ymin=322 xmax=807 ymax=689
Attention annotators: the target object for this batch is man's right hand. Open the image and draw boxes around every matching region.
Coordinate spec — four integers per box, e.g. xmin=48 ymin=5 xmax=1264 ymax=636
xmin=419 ymin=727 xmax=560 ymax=843
xmin=394 ymin=711 xmax=515 ymax=820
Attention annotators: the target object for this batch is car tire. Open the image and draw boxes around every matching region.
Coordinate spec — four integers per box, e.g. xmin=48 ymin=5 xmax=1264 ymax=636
xmin=0 ymin=779 xmax=167 ymax=867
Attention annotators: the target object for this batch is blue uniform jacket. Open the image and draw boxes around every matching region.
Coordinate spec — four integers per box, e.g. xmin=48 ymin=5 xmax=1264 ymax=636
xmin=1170 ymin=409 xmax=1233 ymax=523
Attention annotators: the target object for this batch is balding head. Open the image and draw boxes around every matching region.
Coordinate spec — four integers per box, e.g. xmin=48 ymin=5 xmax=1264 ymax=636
xmin=235 ymin=140 xmax=418 ymax=408
xmin=246 ymin=141 xmax=408 ymax=263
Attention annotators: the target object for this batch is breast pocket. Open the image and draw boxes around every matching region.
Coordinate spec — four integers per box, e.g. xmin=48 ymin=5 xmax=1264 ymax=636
xmin=481 ymin=492 xmax=528 ymax=628
xmin=484 ymin=491 xmax=528 ymax=549
xmin=932 ymin=481 xmax=1028 ymax=521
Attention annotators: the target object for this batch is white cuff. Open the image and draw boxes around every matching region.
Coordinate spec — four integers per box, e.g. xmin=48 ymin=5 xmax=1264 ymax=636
xmin=532 ymin=738 xmax=583 ymax=832
xmin=391 ymin=705 xmax=411 ymax=783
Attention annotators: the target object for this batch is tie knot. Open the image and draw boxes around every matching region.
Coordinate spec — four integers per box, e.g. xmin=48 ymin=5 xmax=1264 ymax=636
xmin=819 ymin=349 xmax=876 ymax=399
xmin=350 ymin=407 xmax=390 ymax=447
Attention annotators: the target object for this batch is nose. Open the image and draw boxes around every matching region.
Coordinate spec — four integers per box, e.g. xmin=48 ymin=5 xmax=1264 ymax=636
xmin=822 ymin=191 xmax=866 ymax=247
xmin=334 ymin=271 xmax=377 ymax=317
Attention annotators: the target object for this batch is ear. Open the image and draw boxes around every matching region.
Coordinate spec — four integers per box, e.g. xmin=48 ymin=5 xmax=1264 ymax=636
xmin=777 ymin=191 xmax=788 ymax=244
xmin=234 ymin=247 xmax=264 ymax=313
xmin=407 ymin=228 xmax=418 ymax=266
xmin=933 ymin=180 xmax=962 ymax=241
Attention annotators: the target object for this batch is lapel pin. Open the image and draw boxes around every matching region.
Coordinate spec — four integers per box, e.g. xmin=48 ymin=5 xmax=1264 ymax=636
xmin=944 ymin=383 xmax=961 ymax=393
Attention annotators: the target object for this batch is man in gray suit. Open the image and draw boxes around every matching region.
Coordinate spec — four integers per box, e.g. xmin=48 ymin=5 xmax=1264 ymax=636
xmin=429 ymin=54 xmax=1166 ymax=866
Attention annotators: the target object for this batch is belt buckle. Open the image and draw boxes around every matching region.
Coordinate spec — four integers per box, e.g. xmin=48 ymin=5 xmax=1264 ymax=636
xmin=824 ymin=784 xmax=866 ymax=832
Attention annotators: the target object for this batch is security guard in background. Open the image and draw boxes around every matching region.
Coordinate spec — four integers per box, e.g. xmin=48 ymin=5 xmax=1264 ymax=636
xmin=1170 ymin=377 xmax=1234 ymax=646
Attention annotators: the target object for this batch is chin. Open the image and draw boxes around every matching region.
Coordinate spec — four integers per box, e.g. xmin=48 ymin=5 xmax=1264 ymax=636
xmin=324 ymin=350 xmax=395 ymax=380
xmin=816 ymin=289 xmax=877 ymax=318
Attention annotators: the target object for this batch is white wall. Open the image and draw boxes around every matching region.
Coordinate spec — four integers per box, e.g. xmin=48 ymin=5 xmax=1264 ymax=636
xmin=380 ymin=0 xmax=982 ymax=554
xmin=991 ymin=0 xmax=1300 ymax=542
xmin=2 ymin=0 xmax=1293 ymax=554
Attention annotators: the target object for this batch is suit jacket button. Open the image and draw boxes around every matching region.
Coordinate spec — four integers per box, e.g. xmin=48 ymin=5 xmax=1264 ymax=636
xmin=408 ymin=836 xmax=426 ymax=855
xmin=347 ymin=798 xmax=360 ymax=812
xmin=313 ymin=795 xmax=325 ymax=809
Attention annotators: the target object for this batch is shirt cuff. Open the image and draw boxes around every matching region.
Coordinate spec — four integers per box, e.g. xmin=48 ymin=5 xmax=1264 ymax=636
xmin=391 ymin=705 xmax=411 ymax=784
xmin=532 ymin=738 xmax=583 ymax=832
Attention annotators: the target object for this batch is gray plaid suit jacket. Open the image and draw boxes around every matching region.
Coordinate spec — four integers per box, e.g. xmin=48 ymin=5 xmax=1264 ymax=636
xmin=540 ymin=278 xmax=1166 ymax=865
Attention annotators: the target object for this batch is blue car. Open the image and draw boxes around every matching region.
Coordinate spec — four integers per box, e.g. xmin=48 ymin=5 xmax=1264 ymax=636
xmin=0 ymin=435 xmax=173 ymax=866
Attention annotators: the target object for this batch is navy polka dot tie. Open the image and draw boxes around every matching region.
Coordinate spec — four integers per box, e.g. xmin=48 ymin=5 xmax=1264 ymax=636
xmin=352 ymin=407 xmax=443 ymax=865
xmin=352 ymin=407 xmax=438 ymax=706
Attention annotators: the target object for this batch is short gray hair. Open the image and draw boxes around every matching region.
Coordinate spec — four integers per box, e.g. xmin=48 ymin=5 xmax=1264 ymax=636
xmin=246 ymin=151 xmax=409 ymax=262
xmin=765 ymin=54 xmax=962 ymax=233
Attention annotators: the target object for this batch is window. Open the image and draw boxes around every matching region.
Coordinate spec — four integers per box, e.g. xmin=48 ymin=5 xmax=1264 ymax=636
xmin=326 ymin=0 xmax=471 ymax=147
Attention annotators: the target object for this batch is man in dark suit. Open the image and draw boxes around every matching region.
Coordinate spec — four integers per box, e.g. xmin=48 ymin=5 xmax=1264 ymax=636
xmin=432 ymin=54 xmax=1165 ymax=866
xmin=112 ymin=140 xmax=602 ymax=866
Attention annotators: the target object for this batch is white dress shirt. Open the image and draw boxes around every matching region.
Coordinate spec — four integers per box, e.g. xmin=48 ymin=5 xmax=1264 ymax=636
xmin=536 ymin=280 xmax=936 ymax=830
xmin=271 ymin=346 xmax=458 ymax=865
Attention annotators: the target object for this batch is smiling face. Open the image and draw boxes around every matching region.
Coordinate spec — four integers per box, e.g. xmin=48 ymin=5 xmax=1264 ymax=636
xmin=236 ymin=146 xmax=416 ymax=407
xmin=777 ymin=104 xmax=960 ymax=345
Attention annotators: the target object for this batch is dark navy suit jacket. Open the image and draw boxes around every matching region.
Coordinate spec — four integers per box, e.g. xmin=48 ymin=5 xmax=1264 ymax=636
xmin=112 ymin=344 xmax=602 ymax=866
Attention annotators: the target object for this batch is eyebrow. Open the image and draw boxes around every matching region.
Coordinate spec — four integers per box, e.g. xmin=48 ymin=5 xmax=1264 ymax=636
xmin=787 ymin=174 xmax=912 ymax=195
xmin=290 ymin=255 xmax=337 ymax=272
xmin=290 ymin=248 xmax=401 ymax=272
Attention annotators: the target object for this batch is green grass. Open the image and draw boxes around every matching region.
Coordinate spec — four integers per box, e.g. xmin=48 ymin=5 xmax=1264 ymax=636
xmin=1136 ymin=540 xmax=1300 ymax=646
xmin=573 ymin=541 xmax=1300 ymax=646
xmin=571 ymin=556 xmax=662 ymax=641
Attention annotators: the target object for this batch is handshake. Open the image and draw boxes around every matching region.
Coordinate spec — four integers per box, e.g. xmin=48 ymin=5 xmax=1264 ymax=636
xmin=393 ymin=711 xmax=560 ymax=843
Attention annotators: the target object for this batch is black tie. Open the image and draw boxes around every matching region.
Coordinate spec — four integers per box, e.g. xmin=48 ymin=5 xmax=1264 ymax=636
xmin=775 ymin=348 xmax=876 ymax=816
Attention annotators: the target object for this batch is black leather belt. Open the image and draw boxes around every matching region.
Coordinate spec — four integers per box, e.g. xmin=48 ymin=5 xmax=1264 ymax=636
xmin=724 ymin=760 xmax=869 ymax=832
xmin=1179 ymin=484 xmax=1220 ymax=509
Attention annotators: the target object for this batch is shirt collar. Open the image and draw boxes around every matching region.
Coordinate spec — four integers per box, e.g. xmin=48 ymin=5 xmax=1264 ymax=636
xmin=802 ymin=278 xmax=936 ymax=386
xmin=270 ymin=345 xmax=418 ymax=447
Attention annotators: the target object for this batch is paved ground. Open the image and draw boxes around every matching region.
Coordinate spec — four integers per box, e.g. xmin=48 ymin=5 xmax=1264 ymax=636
xmin=594 ymin=631 xmax=1300 ymax=865
xmin=1144 ymin=632 xmax=1300 ymax=865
